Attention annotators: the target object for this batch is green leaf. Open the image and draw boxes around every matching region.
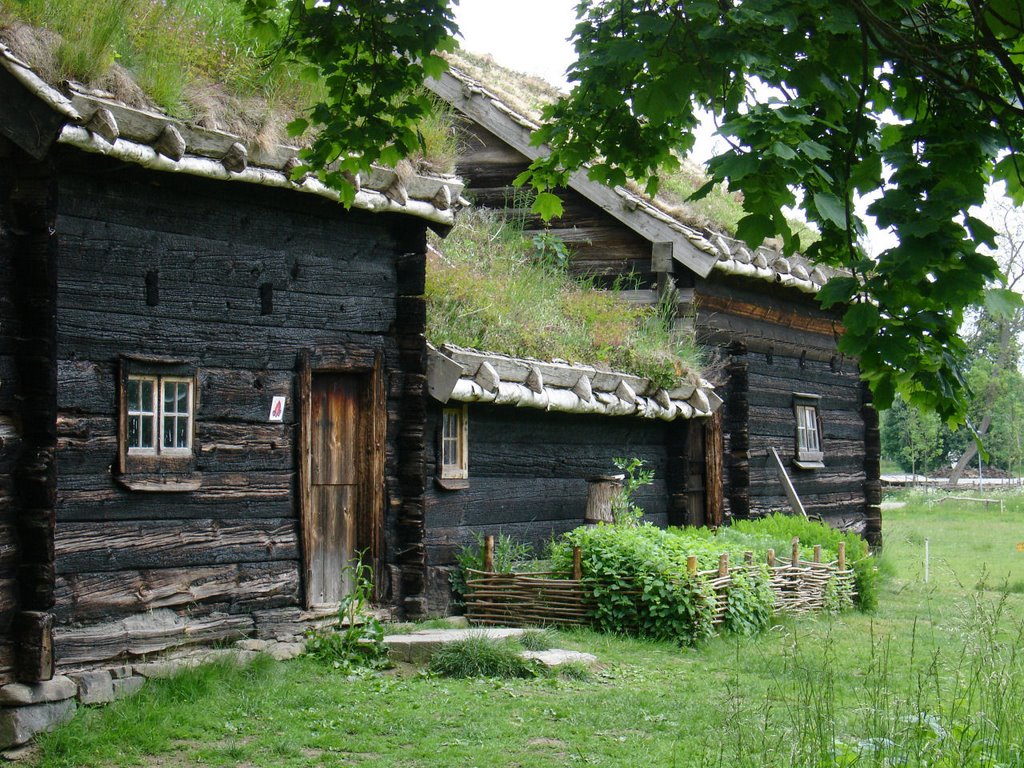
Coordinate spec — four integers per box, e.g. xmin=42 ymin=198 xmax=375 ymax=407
xmin=735 ymin=214 xmax=775 ymax=247
xmin=817 ymin=276 xmax=859 ymax=308
xmin=844 ymin=302 xmax=881 ymax=335
xmin=769 ymin=141 xmax=797 ymax=161
xmin=532 ymin=192 xmax=564 ymax=221
xmin=421 ymin=54 xmax=448 ymax=80
xmin=686 ymin=179 xmax=715 ymax=202
xmin=797 ymin=140 xmax=831 ymax=161
xmin=286 ymin=118 xmax=309 ymax=138
xmin=813 ymin=192 xmax=847 ymax=228
xmin=983 ymin=288 xmax=1023 ymax=319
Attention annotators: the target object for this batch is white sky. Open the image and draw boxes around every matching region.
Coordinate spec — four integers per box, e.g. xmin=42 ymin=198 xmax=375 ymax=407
xmin=454 ymin=0 xmax=578 ymax=88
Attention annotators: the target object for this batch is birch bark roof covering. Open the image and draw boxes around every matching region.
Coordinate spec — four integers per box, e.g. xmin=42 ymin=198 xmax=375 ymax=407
xmin=428 ymin=344 xmax=722 ymax=422
xmin=0 ymin=44 xmax=464 ymax=227
xmin=427 ymin=64 xmax=838 ymax=292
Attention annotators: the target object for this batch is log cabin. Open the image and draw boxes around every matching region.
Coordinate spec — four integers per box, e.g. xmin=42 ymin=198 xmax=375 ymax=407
xmin=423 ymin=61 xmax=882 ymax=588
xmin=422 ymin=343 xmax=721 ymax=612
xmin=0 ymin=43 xmax=464 ymax=739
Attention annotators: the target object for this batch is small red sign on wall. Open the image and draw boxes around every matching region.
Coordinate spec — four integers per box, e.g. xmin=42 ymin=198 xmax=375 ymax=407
xmin=269 ymin=396 xmax=286 ymax=422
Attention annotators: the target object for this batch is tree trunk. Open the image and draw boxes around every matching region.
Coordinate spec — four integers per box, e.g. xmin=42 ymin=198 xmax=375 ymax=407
xmin=948 ymin=412 xmax=993 ymax=487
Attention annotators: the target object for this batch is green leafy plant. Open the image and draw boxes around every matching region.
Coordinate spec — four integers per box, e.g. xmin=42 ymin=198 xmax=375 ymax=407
xmin=428 ymin=635 xmax=540 ymax=679
xmin=530 ymin=230 xmax=570 ymax=273
xmin=721 ymin=568 xmax=775 ymax=635
xmin=449 ymin=532 xmax=535 ymax=605
xmin=823 ymin=573 xmax=855 ymax=614
xmin=610 ymin=457 xmax=655 ymax=527
xmin=305 ymin=559 xmax=390 ymax=672
xmin=552 ymin=523 xmax=717 ymax=645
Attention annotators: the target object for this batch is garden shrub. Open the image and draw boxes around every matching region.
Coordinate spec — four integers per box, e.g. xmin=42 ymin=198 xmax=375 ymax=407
xmin=550 ymin=524 xmax=718 ymax=644
xmin=721 ymin=568 xmax=776 ymax=635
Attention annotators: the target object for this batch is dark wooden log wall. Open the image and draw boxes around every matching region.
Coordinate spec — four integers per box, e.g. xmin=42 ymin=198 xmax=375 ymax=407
xmin=0 ymin=144 xmax=34 ymax=684
xmin=696 ymin=274 xmax=872 ymax=533
xmin=454 ymin=119 xmax=655 ymax=284
xmin=423 ymin=404 xmax=687 ymax=612
xmin=47 ymin=150 xmax=426 ymax=666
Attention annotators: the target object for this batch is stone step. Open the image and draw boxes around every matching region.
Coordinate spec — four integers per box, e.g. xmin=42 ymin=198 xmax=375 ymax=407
xmin=381 ymin=627 xmax=598 ymax=668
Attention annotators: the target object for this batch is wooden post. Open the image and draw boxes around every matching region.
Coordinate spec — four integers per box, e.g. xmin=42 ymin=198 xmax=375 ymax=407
xmin=704 ymin=411 xmax=724 ymax=527
xmin=813 ymin=544 xmax=821 ymax=563
xmin=572 ymin=547 xmax=582 ymax=580
xmin=687 ymin=555 xmax=697 ymax=576
xmin=744 ymin=550 xmax=754 ymax=565
xmin=9 ymin=153 xmax=58 ymax=682
xmin=483 ymin=535 xmax=494 ymax=572
xmin=767 ymin=548 xmax=776 ymax=567
xmin=791 ymin=537 xmax=800 ymax=566
xmin=585 ymin=475 xmax=622 ymax=525
xmin=838 ymin=541 xmax=846 ymax=570
xmin=718 ymin=553 xmax=729 ymax=578
xmin=769 ymin=447 xmax=808 ymax=518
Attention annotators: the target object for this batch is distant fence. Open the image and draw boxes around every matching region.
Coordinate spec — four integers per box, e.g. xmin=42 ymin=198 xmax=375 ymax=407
xmin=464 ymin=538 xmax=854 ymax=628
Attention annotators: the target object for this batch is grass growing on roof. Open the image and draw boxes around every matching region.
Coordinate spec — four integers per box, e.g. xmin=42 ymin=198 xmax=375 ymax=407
xmin=427 ymin=209 xmax=702 ymax=387
xmin=0 ymin=0 xmax=456 ymax=171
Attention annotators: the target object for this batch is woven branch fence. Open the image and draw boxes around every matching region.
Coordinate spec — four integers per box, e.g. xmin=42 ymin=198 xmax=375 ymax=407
xmin=464 ymin=537 xmax=855 ymax=628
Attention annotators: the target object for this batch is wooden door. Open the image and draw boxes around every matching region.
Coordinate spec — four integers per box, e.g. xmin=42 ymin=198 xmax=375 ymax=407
xmin=685 ymin=420 xmax=707 ymax=527
xmin=307 ymin=374 xmax=361 ymax=606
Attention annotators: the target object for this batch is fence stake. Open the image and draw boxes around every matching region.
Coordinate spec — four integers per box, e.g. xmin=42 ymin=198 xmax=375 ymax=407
xmin=838 ymin=541 xmax=846 ymax=571
xmin=718 ymin=553 xmax=729 ymax=578
xmin=744 ymin=550 xmax=754 ymax=565
xmin=484 ymin=535 xmax=494 ymax=573
xmin=767 ymin=548 xmax=775 ymax=567
xmin=572 ymin=547 xmax=582 ymax=581
xmin=813 ymin=544 xmax=821 ymax=563
xmin=791 ymin=537 xmax=800 ymax=566
xmin=924 ymin=537 xmax=929 ymax=584
xmin=687 ymin=555 xmax=697 ymax=576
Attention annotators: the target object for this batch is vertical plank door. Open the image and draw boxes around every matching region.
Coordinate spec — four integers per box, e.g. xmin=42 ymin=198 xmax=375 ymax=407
xmin=308 ymin=374 xmax=360 ymax=605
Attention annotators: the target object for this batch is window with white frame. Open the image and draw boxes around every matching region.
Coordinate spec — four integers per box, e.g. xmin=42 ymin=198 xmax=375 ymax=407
xmin=793 ymin=393 xmax=823 ymax=468
xmin=440 ymin=405 xmax=468 ymax=481
xmin=126 ymin=375 xmax=194 ymax=456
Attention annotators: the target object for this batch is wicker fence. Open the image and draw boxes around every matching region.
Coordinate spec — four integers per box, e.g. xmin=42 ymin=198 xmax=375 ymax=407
xmin=464 ymin=538 xmax=855 ymax=628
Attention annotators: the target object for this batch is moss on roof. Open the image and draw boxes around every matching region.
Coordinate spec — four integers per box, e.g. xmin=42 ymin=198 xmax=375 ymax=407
xmin=0 ymin=0 xmax=456 ymax=173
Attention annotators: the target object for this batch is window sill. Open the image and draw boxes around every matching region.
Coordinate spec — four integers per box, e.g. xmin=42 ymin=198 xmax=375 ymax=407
xmin=792 ymin=459 xmax=824 ymax=470
xmin=115 ymin=472 xmax=203 ymax=492
xmin=435 ymin=476 xmax=469 ymax=491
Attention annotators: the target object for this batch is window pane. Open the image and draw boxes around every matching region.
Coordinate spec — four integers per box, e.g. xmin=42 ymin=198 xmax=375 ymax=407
xmin=128 ymin=380 xmax=139 ymax=412
xmin=141 ymin=379 xmax=153 ymax=412
xmin=128 ymin=415 xmax=140 ymax=448
xmin=176 ymin=417 xmax=188 ymax=448
xmin=163 ymin=416 xmax=174 ymax=448
xmin=141 ymin=414 xmax=153 ymax=447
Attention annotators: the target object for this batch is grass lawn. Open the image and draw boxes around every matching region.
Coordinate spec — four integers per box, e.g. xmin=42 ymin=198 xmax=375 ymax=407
xmin=30 ymin=492 xmax=1024 ymax=767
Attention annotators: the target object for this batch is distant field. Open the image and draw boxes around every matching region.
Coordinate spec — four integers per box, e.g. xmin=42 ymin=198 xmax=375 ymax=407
xmin=31 ymin=493 xmax=1024 ymax=768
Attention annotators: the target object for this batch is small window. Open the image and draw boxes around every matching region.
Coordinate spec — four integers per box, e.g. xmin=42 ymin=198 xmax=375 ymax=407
xmin=439 ymin=405 xmax=468 ymax=485
xmin=793 ymin=393 xmax=823 ymax=468
xmin=118 ymin=359 xmax=200 ymax=491
xmin=126 ymin=376 xmax=193 ymax=456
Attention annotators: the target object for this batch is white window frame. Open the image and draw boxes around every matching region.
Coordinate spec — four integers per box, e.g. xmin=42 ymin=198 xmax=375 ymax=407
xmin=125 ymin=374 xmax=194 ymax=458
xmin=793 ymin=393 xmax=824 ymax=468
xmin=440 ymin=405 xmax=468 ymax=480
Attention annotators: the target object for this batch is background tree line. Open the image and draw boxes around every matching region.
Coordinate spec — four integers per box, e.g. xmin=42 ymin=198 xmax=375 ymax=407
xmin=882 ymin=198 xmax=1024 ymax=481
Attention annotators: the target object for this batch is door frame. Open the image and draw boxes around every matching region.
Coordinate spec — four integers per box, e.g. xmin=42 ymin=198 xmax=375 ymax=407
xmin=297 ymin=348 xmax=386 ymax=608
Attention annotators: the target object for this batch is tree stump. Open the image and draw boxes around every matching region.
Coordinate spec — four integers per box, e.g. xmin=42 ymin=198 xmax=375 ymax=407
xmin=585 ymin=475 xmax=623 ymax=525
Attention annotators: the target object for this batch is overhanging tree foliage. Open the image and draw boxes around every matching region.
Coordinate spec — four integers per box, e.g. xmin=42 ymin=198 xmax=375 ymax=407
xmin=242 ymin=0 xmax=1024 ymax=424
